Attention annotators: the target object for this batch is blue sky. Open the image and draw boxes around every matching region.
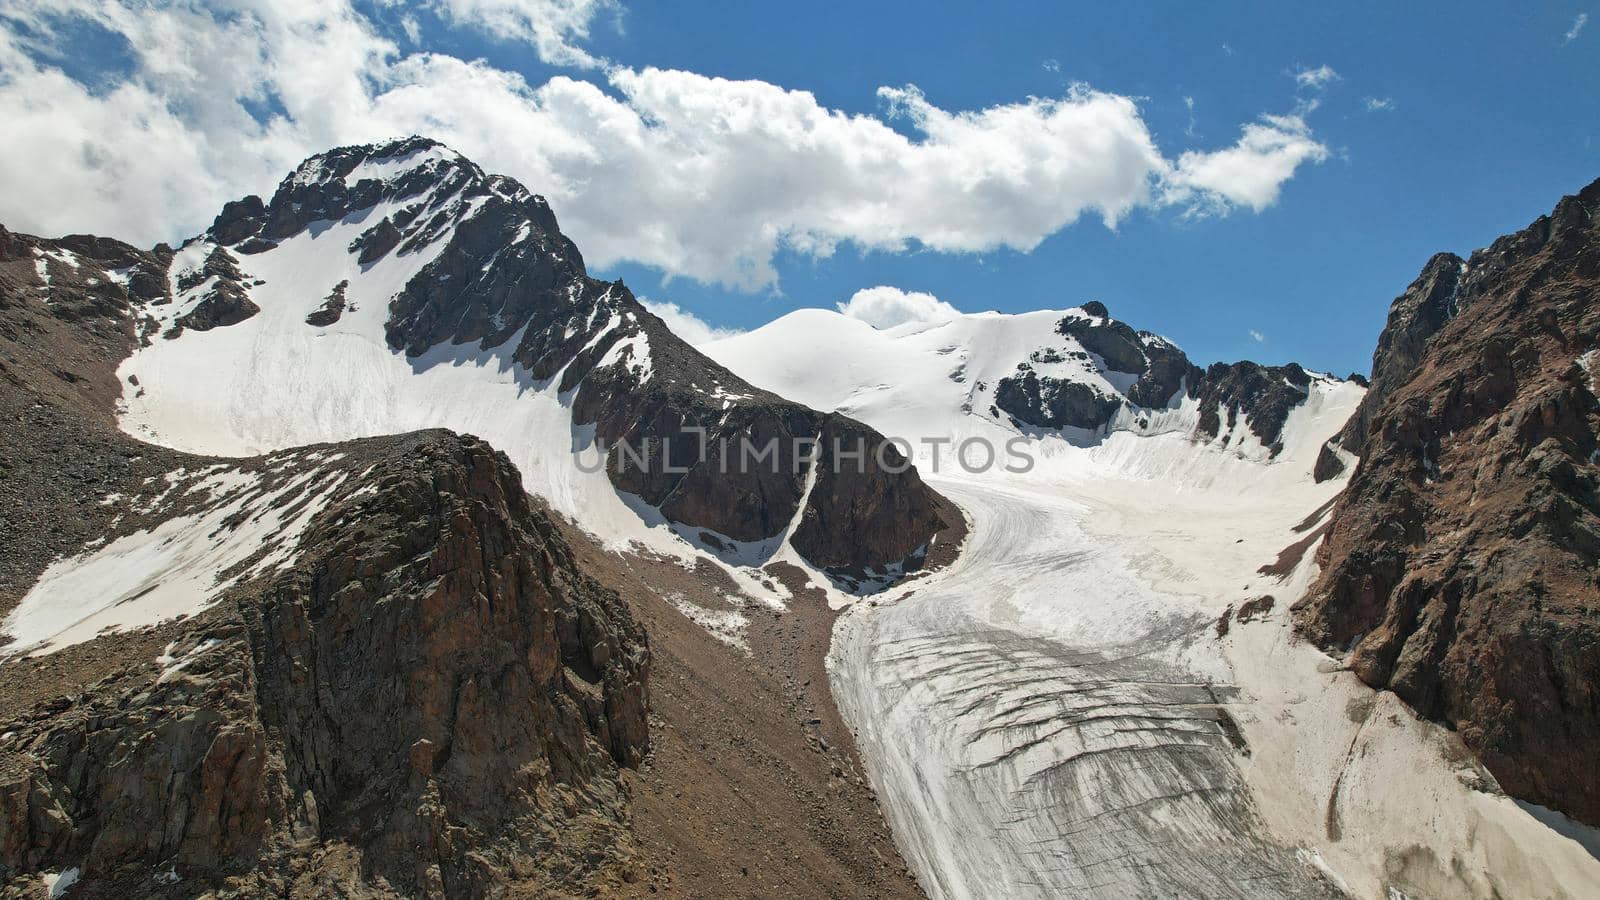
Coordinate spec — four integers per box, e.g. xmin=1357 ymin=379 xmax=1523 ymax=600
xmin=582 ymin=2 xmax=1599 ymax=374
xmin=2 ymin=1 xmax=1596 ymax=375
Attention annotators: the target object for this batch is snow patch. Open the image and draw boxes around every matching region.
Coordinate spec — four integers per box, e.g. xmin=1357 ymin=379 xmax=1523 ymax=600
xmin=667 ymin=592 xmax=749 ymax=652
xmin=43 ymin=867 xmax=80 ymax=898
xmin=1 ymin=462 xmax=347 ymax=658
xmin=341 ymin=144 xmax=455 ymax=186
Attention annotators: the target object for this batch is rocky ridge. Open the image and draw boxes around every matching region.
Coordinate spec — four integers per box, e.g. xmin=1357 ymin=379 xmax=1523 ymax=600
xmin=0 ymin=228 xmax=649 ymax=896
xmin=1297 ymin=176 xmax=1600 ymax=826
xmin=989 ymin=300 xmax=1343 ymax=456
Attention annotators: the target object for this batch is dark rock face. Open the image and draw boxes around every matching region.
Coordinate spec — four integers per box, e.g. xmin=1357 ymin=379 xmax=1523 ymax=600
xmin=351 ymin=216 xmax=403 ymax=265
xmin=1191 ymin=361 xmax=1312 ymax=456
xmin=1337 ymin=252 xmax=1465 ymax=454
xmin=0 ymin=630 xmax=281 ymax=881
xmin=791 ymin=414 xmax=949 ymax=571
xmin=50 ymin=232 xmax=173 ymax=306
xmin=1129 ymin=337 xmax=1202 ymax=409
xmin=995 ymin=367 xmax=1125 ymax=430
xmin=210 ymin=195 xmax=267 ymax=246
xmin=1058 ymin=308 xmax=1148 ymax=374
xmin=1055 ymin=307 xmax=1204 ymax=408
xmin=993 ymin=304 xmax=1328 ymax=449
xmin=246 ymin=432 xmax=649 ymax=891
xmin=169 ymin=246 xmax=258 ymax=335
xmin=1297 ymin=176 xmax=1600 ymax=826
xmin=1312 ymin=441 xmax=1347 ymax=483
xmin=217 ymin=137 xmax=953 ymax=574
xmin=304 ymin=280 xmax=348 ymax=327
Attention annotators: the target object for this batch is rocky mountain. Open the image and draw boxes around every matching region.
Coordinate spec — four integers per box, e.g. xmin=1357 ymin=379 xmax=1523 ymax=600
xmin=116 ymin=137 xmax=952 ymax=581
xmin=0 ymin=229 xmax=649 ymax=895
xmin=702 ymin=301 xmax=1358 ymax=471
xmin=1297 ymin=177 xmax=1600 ymax=826
xmin=8 ymin=131 xmax=1596 ymax=899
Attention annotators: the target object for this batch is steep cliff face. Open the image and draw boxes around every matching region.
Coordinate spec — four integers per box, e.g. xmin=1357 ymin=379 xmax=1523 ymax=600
xmin=145 ymin=137 xmax=952 ymax=577
xmin=0 ymin=435 xmax=651 ymax=897
xmin=1336 ymin=252 xmax=1466 ymax=455
xmin=243 ymin=431 xmax=650 ymax=895
xmin=1297 ymin=177 xmax=1600 ymax=825
xmin=0 ymin=229 xmax=649 ymax=895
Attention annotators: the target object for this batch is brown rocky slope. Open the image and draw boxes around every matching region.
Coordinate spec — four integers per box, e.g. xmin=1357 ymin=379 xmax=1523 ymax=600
xmin=0 ymin=227 xmax=649 ymax=895
xmin=1 ymin=211 xmax=924 ymax=894
xmin=1296 ymin=176 xmax=1600 ymax=826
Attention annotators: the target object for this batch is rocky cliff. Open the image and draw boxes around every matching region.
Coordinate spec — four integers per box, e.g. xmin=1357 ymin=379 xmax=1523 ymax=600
xmin=0 ymin=229 xmax=649 ymax=896
xmin=1297 ymin=176 xmax=1600 ymax=826
xmin=1335 ymin=252 xmax=1466 ymax=456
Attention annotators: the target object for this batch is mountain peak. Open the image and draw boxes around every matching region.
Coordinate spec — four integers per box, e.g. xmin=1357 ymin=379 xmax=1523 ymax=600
xmin=285 ymin=135 xmax=464 ymax=188
xmin=204 ymin=136 xmax=567 ymax=262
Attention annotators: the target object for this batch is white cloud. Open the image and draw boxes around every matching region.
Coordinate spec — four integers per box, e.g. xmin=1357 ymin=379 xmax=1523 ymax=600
xmin=1564 ymin=12 xmax=1588 ymax=43
xmin=1249 ymin=329 xmax=1265 ymax=342
xmin=1164 ymin=114 xmax=1330 ymax=213
xmin=1363 ymin=96 xmax=1394 ymax=112
xmin=1042 ymin=58 xmax=1060 ymax=73
xmin=1293 ymin=64 xmax=1340 ymax=89
xmin=640 ymin=298 xmax=743 ymax=345
xmin=398 ymin=0 xmax=616 ymax=67
xmin=0 ymin=0 xmax=1330 ymax=292
xmin=836 ymin=286 xmax=961 ymax=329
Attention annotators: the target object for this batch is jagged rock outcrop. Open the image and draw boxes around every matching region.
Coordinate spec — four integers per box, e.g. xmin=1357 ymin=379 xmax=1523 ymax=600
xmin=790 ymin=414 xmax=951 ymax=572
xmin=244 ymin=431 xmax=649 ymax=893
xmin=0 ymin=431 xmax=651 ymax=896
xmin=994 ymin=304 xmax=1201 ymax=432
xmin=1297 ymin=176 xmax=1600 ymax=826
xmin=1312 ymin=441 xmax=1346 ymax=482
xmin=989 ymin=302 xmax=1335 ymax=455
xmin=168 ymin=246 xmax=258 ymax=335
xmin=304 ymin=280 xmax=348 ymax=327
xmin=1337 ymin=252 xmax=1465 ymax=454
xmin=995 ymin=367 xmax=1125 ymax=430
xmin=1192 ymin=360 xmax=1314 ymax=456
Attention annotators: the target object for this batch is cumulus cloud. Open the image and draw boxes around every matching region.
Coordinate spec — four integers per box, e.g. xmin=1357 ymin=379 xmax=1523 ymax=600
xmin=0 ymin=0 xmax=1330 ymax=291
xmin=1249 ymin=329 xmax=1265 ymax=342
xmin=1564 ymin=12 xmax=1588 ymax=43
xmin=640 ymin=299 xmax=744 ymax=344
xmin=1164 ymin=114 xmax=1330 ymax=213
xmin=1293 ymin=64 xmax=1340 ymax=89
xmin=398 ymin=0 xmax=617 ymax=67
xmin=837 ymin=286 xmax=962 ymax=329
xmin=1363 ymin=96 xmax=1394 ymax=112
